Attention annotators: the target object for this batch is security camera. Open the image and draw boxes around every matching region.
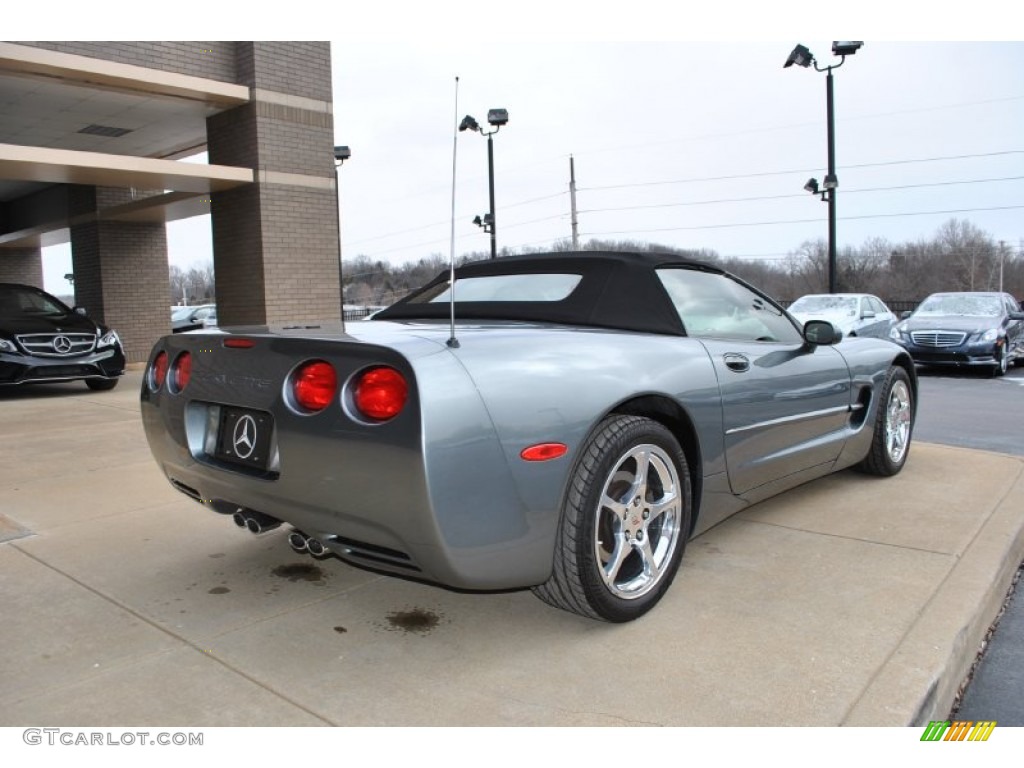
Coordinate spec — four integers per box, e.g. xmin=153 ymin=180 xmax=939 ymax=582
xmin=783 ymin=44 xmax=813 ymax=68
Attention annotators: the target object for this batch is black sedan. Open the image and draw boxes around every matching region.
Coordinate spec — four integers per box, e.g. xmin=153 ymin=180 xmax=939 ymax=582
xmin=0 ymin=283 xmax=125 ymax=389
xmin=889 ymin=291 xmax=1024 ymax=376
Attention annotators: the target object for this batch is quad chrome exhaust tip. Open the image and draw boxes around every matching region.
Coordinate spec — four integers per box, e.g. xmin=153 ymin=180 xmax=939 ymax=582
xmin=232 ymin=509 xmax=282 ymax=535
xmin=306 ymin=537 xmax=329 ymax=557
xmin=287 ymin=531 xmax=309 ymax=553
xmin=287 ymin=530 xmax=331 ymax=558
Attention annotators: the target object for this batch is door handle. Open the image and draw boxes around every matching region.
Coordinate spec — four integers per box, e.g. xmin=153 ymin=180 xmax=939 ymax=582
xmin=723 ymin=353 xmax=750 ymax=373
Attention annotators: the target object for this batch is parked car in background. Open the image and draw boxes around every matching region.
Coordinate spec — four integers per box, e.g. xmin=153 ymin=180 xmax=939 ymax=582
xmin=0 ymin=282 xmax=124 ymax=389
xmin=889 ymin=291 xmax=1024 ymax=376
xmin=141 ymin=251 xmax=917 ymax=623
xmin=202 ymin=308 xmax=217 ymax=329
xmin=171 ymin=304 xmax=216 ymax=333
xmin=788 ymin=293 xmax=896 ymax=340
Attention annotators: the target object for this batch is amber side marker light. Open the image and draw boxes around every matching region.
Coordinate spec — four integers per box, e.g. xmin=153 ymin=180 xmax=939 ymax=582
xmin=520 ymin=443 xmax=568 ymax=462
xmin=354 ymin=367 xmax=408 ymax=421
xmin=293 ymin=360 xmax=337 ymax=412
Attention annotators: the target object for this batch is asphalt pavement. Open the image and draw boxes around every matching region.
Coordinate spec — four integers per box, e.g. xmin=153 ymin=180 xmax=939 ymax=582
xmin=914 ymin=365 xmax=1024 ymax=725
xmin=1 ymin=368 xmax=1023 ymax=726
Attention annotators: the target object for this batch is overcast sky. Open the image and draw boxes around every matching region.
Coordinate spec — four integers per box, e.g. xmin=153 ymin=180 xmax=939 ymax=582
xmin=28 ymin=7 xmax=1024 ymax=295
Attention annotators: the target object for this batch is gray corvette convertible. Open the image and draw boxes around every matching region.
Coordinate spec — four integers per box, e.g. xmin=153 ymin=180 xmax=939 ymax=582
xmin=141 ymin=251 xmax=917 ymax=622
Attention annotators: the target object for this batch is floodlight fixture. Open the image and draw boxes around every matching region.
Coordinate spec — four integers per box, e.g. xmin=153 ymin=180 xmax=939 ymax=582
xmin=487 ymin=108 xmax=509 ymax=127
xmin=783 ymin=44 xmax=814 ymax=68
xmin=822 ymin=174 xmax=838 ymax=190
xmin=803 ymin=178 xmax=820 ymax=194
xmin=832 ymin=41 xmax=864 ymax=57
xmin=459 ymin=115 xmax=480 ymax=132
xmin=333 ymin=145 xmax=351 ymax=163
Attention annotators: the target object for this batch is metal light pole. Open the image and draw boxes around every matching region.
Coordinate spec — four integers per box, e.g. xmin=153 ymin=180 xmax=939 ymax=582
xmin=460 ymin=108 xmax=508 ymax=259
xmin=786 ymin=42 xmax=862 ymax=294
xmin=486 ymin=131 xmax=497 ymax=259
xmin=333 ymin=145 xmax=351 ymax=327
xmin=825 ymin=67 xmax=837 ymax=294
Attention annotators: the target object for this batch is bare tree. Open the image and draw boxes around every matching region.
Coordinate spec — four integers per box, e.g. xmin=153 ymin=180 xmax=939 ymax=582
xmin=169 ymin=262 xmax=215 ymax=305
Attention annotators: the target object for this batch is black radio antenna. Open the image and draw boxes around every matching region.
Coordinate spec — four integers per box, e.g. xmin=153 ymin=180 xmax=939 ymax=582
xmin=447 ymin=75 xmax=461 ymax=349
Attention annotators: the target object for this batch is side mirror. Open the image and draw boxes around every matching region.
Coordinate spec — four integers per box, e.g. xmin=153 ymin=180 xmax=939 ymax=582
xmin=861 ymin=310 xmax=876 ymax=319
xmin=74 ymin=306 xmax=87 ymax=316
xmin=1009 ymin=311 xmax=1024 ymax=321
xmin=900 ymin=310 xmax=912 ymax=320
xmin=804 ymin=320 xmax=842 ymax=346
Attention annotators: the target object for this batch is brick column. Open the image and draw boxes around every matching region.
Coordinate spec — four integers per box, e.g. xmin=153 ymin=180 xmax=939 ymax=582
xmin=0 ymin=247 xmax=43 ymax=287
xmin=207 ymin=41 xmax=341 ymax=326
xmin=69 ymin=187 xmax=171 ymax=364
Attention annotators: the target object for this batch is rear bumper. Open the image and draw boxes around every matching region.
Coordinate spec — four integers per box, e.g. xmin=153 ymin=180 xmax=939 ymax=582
xmin=138 ymin=337 xmax=554 ymax=591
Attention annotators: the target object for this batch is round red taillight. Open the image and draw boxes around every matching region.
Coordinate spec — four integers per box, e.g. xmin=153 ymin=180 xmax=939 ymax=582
xmin=151 ymin=351 xmax=168 ymax=391
xmin=171 ymin=352 xmax=192 ymax=392
xmin=354 ymin=367 xmax=408 ymax=421
xmin=293 ymin=360 xmax=337 ymax=412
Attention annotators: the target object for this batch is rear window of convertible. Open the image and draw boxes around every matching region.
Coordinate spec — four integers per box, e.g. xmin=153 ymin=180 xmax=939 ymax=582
xmin=407 ymin=273 xmax=583 ymax=304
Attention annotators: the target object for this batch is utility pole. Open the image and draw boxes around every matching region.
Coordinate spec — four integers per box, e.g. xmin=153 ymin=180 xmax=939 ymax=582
xmin=569 ymin=155 xmax=579 ymax=251
xmin=999 ymin=240 xmax=1005 ymax=293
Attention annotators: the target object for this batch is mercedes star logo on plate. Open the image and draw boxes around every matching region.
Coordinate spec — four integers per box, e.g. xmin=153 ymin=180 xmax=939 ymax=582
xmin=232 ymin=414 xmax=258 ymax=459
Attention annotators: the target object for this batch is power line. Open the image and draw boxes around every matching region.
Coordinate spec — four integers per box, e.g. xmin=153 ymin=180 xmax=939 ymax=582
xmin=579 ymin=204 xmax=1024 ymax=238
xmin=577 ymin=176 xmax=1024 ymax=215
xmin=346 ymin=153 xmax=1024 ymax=261
xmin=576 ymin=150 xmax=1024 ymax=193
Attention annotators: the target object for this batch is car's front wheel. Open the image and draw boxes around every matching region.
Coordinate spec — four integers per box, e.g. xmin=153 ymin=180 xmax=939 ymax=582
xmin=533 ymin=415 xmax=691 ymax=622
xmin=990 ymin=345 xmax=1009 ymax=377
xmin=857 ymin=366 xmax=914 ymax=476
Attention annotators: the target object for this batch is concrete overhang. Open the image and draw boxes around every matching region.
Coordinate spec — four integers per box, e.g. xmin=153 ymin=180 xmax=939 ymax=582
xmin=0 ymin=42 xmax=249 ymax=107
xmin=0 ymin=143 xmax=252 ymax=194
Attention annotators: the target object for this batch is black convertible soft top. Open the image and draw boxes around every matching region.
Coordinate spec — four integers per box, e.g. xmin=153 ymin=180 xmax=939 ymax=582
xmin=374 ymin=251 xmax=727 ymax=336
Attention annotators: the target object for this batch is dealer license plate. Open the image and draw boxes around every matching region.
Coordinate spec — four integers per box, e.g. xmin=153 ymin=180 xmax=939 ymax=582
xmin=214 ymin=407 xmax=274 ymax=470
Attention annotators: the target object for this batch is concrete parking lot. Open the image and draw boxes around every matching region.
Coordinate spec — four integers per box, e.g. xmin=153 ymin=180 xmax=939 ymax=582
xmin=2 ymin=370 xmax=1023 ymax=726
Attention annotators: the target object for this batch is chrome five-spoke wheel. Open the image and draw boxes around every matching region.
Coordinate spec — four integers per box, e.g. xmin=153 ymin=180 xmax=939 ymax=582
xmin=858 ymin=365 xmax=914 ymax=477
xmin=595 ymin=444 xmax=683 ymax=600
xmin=533 ymin=415 xmax=692 ymax=622
xmin=884 ymin=379 xmax=912 ymax=465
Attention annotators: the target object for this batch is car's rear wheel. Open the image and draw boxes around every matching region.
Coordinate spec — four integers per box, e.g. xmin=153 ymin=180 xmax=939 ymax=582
xmin=857 ymin=366 xmax=913 ymax=476
xmin=86 ymin=378 xmax=119 ymax=391
xmin=533 ymin=415 xmax=691 ymax=622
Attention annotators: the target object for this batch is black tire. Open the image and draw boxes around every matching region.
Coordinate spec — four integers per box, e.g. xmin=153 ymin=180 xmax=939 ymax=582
xmin=857 ymin=366 xmax=914 ymax=476
xmin=990 ymin=346 xmax=1008 ymax=377
xmin=85 ymin=378 xmax=119 ymax=391
xmin=532 ymin=415 xmax=692 ymax=622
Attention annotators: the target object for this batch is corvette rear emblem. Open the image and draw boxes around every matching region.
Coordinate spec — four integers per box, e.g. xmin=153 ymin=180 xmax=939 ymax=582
xmin=232 ymin=415 xmax=257 ymax=459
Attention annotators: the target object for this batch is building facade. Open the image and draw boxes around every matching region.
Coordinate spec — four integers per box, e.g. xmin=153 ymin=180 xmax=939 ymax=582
xmin=0 ymin=41 xmax=341 ymax=362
